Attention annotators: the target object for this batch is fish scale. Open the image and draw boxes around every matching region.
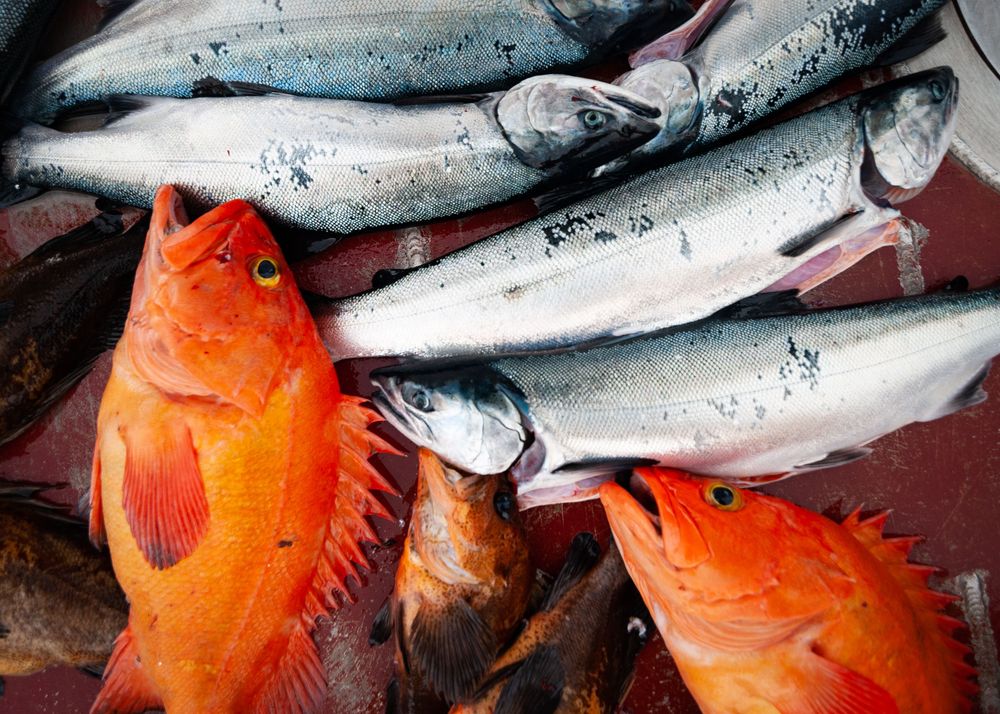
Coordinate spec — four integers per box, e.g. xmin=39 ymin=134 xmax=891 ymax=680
xmin=324 ymin=91 xmax=885 ymax=357
xmin=490 ymin=287 xmax=1000 ymax=496
xmin=3 ymin=95 xmax=538 ymax=233
xmin=690 ymin=0 xmax=946 ymax=146
xmin=13 ymin=0 xmax=687 ymax=124
xmin=3 ymin=76 xmax=662 ymax=233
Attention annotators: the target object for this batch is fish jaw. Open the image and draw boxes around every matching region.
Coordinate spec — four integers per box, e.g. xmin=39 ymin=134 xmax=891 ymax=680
xmin=545 ymin=0 xmax=688 ymax=47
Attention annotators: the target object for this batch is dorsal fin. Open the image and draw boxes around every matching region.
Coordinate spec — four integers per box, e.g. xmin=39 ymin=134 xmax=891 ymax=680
xmin=304 ymin=396 xmax=399 ymax=620
xmin=842 ymin=508 xmax=977 ymax=709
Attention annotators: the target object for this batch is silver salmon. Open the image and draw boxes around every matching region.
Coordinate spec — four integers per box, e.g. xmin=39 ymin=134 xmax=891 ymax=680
xmin=608 ymin=0 xmax=947 ymax=170
xmin=318 ymin=68 xmax=957 ymax=358
xmin=371 ymin=285 xmax=1000 ymax=508
xmin=1 ymin=78 xmax=659 ymax=233
xmin=14 ymin=0 xmax=691 ymax=123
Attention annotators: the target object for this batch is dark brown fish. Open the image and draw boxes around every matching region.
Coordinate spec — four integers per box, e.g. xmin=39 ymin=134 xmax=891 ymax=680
xmin=0 ymin=483 xmax=127 ymax=694
xmin=371 ymin=449 xmax=534 ymax=712
xmin=0 ymin=206 xmax=146 ymax=445
xmin=452 ymin=533 xmax=651 ymax=714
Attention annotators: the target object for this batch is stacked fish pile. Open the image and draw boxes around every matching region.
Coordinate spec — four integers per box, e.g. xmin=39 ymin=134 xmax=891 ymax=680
xmin=0 ymin=0 xmax=994 ymax=712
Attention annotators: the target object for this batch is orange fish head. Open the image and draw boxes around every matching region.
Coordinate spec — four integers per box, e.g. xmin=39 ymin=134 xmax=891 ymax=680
xmin=126 ymin=185 xmax=313 ymax=416
xmin=600 ymin=469 xmax=816 ymax=645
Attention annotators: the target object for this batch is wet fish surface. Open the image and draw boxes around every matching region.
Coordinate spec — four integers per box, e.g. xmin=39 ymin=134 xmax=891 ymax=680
xmin=600 ymin=469 xmax=977 ymax=713
xmin=2 ymin=77 xmax=660 ymax=233
xmin=373 ymin=285 xmax=1000 ymax=507
xmin=318 ymin=68 xmax=956 ymax=358
xmin=88 ymin=186 xmax=397 ymax=713
xmin=0 ymin=207 xmax=145 ymax=446
xmin=452 ymin=533 xmax=651 ymax=713
xmin=0 ymin=0 xmax=58 ymax=103
xmin=610 ymin=0 xmax=947 ymax=169
xmin=371 ymin=449 xmax=533 ymax=712
xmin=0 ymin=483 xmax=127 ymax=689
xmin=13 ymin=0 xmax=691 ymax=123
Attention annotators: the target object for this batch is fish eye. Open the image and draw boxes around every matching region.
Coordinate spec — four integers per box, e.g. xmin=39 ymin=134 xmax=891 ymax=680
xmin=405 ymin=388 xmax=434 ymax=413
xmin=704 ymin=482 xmax=743 ymax=511
xmin=581 ymin=110 xmax=607 ymax=130
xmin=251 ymin=256 xmax=281 ymax=288
xmin=928 ymin=80 xmax=945 ymax=102
xmin=494 ymin=491 xmax=515 ymax=521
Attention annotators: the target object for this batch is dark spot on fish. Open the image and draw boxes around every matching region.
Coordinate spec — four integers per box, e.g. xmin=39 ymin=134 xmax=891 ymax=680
xmin=493 ymin=40 xmax=517 ymax=70
xmin=861 ymin=601 xmax=868 ymax=608
xmin=541 ymin=212 xmax=601 ymax=249
xmin=190 ymin=53 xmax=201 ymax=65
xmin=216 ymin=251 xmax=232 ymax=263
xmin=209 ymin=41 xmax=228 ymax=57
xmin=628 ymin=214 xmax=654 ymax=236
xmin=594 ymin=230 xmax=617 ymax=243
xmin=278 ymin=539 xmax=294 ymax=548
xmin=290 ymin=165 xmax=313 ymax=190
xmin=0 ymin=623 xmax=9 ymax=638
xmin=57 ymin=91 xmax=66 ymax=101
xmin=709 ymin=83 xmax=756 ymax=131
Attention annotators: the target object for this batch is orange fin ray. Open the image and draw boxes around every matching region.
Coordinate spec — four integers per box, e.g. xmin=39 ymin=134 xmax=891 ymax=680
xmin=89 ymin=444 xmax=105 ymax=546
xmin=787 ymin=651 xmax=899 ymax=714
xmin=841 ymin=508 xmax=978 ymax=707
xmin=90 ymin=624 xmax=162 ymax=714
xmin=121 ymin=421 xmax=209 ymax=569
xmin=250 ymin=614 xmax=327 ymax=714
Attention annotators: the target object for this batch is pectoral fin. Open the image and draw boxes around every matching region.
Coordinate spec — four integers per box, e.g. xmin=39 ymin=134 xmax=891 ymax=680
xmin=784 ymin=651 xmax=899 ymax=714
xmin=120 ymin=420 xmax=209 ymax=569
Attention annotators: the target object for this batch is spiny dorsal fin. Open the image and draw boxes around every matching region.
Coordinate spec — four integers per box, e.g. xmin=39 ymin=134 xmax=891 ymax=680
xmin=305 ymin=397 xmax=400 ymax=620
xmin=842 ymin=508 xmax=978 ymax=708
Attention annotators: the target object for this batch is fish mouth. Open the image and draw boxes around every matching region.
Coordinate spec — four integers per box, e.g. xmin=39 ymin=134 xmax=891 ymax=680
xmin=604 ymin=91 xmax=662 ymax=120
xmin=370 ymin=386 xmax=421 ymax=443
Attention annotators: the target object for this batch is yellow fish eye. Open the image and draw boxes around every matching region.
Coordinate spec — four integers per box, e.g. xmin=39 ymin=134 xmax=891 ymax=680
xmin=704 ymin=482 xmax=744 ymax=511
xmin=251 ymin=256 xmax=281 ymax=288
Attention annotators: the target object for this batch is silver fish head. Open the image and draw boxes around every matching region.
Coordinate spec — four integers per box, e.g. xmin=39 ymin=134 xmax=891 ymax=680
xmin=371 ymin=365 xmax=528 ymax=475
xmin=613 ymin=59 xmax=702 ymax=157
xmin=862 ymin=66 xmax=959 ymax=204
xmin=497 ymin=75 xmax=662 ymax=171
xmin=545 ymin=0 xmax=691 ymax=47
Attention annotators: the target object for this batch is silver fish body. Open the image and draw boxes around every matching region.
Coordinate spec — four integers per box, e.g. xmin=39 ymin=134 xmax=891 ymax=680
xmin=1 ymin=77 xmax=660 ymax=233
xmin=14 ymin=0 xmax=689 ymax=123
xmin=611 ymin=0 xmax=947 ymax=168
xmin=0 ymin=0 xmax=57 ymax=102
xmin=372 ymin=287 xmax=1000 ymax=508
xmin=320 ymin=68 xmax=957 ymax=357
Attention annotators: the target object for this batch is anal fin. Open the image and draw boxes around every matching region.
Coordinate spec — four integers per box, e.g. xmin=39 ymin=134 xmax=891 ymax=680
xmin=793 ymin=447 xmax=873 ymax=473
xmin=250 ymin=614 xmax=326 ymax=714
xmin=90 ymin=624 xmax=162 ymax=714
xmin=120 ymin=420 xmax=209 ymax=569
xmin=919 ymin=364 xmax=991 ymax=422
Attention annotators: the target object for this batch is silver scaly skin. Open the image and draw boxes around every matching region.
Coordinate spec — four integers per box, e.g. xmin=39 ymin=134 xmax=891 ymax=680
xmin=0 ymin=0 xmax=57 ymax=102
xmin=13 ymin=0 xmax=690 ymax=124
xmin=372 ymin=286 xmax=1000 ymax=508
xmin=609 ymin=0 xmax=946 ymax=169
xmin=319 ymin=68 xmax=957 ymax=357
xmin=0 ymin=77 xmax=660 ymax=233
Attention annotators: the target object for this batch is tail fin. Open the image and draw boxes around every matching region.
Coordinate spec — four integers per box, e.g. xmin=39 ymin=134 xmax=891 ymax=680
xmin=875 ymin=11 xmax=947 ymax=67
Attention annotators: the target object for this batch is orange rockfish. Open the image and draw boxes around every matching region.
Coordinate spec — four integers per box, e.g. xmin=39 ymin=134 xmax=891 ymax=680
xmin=370 ymin=449 xmax=533 ymax=712
xmin=88 ymin=185 xmax=397 ymax=713
xmin=600 ymin=469 xmax=978 ymax=714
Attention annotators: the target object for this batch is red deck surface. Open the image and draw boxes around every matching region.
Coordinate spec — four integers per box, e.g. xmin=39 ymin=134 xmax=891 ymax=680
xmin=1 ymin=2 xmax=999 ymax=713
